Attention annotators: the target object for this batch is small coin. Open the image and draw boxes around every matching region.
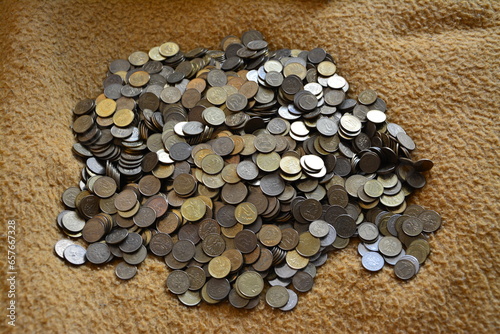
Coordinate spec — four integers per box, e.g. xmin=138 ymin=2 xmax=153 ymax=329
xmin=266 ymin=286 xmax=290 ymax=308
xmin=292 ymin=271 xmax=314 ymax=292
xmin=64 ymin=244 xmax=87 ymax=265
xmin=115 ymin=262 xmax=138 ymax=280
xmin=54 ymin=239 xmax=75 ymax=258
xmin=167 ymin=270 xmax=190 ymax=295
xmin=361 ymin=251 xmax=385 ymax=272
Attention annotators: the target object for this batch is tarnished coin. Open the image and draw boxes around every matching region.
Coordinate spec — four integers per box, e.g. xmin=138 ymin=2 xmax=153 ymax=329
xmin=167 ymin=270 xmax=190 ymax=294
xmin=115 ymin=262 xmax=138 ymax=280
xmin=86 ymin=242 xmax=111 ymax=264
xmin=292 ymin=271 xmax=314 ymax=292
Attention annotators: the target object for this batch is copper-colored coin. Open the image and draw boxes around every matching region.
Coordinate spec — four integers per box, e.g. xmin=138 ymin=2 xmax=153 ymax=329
xmin=128 ymin=70 xmax=150 ymax=87
xmin=138 ymin=175 xmax=161 ymax=197
xmin=234 ymin=230 xmax=257 ymax=254
xmin=279 ymin=228 xmax=300 ymax=251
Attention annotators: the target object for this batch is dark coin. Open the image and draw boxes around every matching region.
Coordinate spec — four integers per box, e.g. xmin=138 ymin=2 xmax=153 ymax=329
xmin=172 ymin=240 xmax=196 ymax=262
xmin=149 ymin=233 xmax=174 ymax=256
xmin=234 ymin=230 xmax=257 ymax=254
xmin=119 ymin=232 xmax=143 ymax=253
xmin=115 ymin=262 xmax=137 ymax=280
xmin=86 ymin=243 xmax=111 ymax=265
xmin=206 ymin=278 xmax=231 ymax=300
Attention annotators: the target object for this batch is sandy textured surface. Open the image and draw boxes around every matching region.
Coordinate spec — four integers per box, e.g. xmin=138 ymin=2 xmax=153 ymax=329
xmin=0 ymin=0 xmax=499 ymax=333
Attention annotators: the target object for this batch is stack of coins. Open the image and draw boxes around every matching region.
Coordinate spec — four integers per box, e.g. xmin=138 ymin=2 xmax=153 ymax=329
xmin=55 ymin=30 xmax=442 ymax=310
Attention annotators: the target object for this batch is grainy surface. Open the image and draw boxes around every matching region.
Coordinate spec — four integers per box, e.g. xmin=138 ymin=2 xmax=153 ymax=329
xmin=0 ymin=0 xmax=499 ymax=333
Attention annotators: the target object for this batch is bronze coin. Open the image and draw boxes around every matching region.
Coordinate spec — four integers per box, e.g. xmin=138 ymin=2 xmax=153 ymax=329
xmin=234 ymin=230 xmax=257 ymax=254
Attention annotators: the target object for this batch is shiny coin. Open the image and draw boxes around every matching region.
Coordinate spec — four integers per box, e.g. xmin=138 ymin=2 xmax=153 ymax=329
xmin=64 ymin=244 xmax=87 ymax=265
xmin=361 ymin=251 xmax=385 ymax=272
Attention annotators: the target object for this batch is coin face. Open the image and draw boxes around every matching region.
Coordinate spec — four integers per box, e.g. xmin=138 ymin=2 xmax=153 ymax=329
xmin=63 ymin=244 xmax=87 ymax=265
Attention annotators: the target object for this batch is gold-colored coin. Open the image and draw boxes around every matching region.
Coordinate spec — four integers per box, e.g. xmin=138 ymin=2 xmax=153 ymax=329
xmin=148 ymin=46 xmax=166 ymax=61
xmin=159 ymin=42 xmax=180 ymax=57
xmin=256 ymin=152 xmax=281 ymax=172
xmin=296 ymin=232 xmax=321 ymax=257
xmin=317 ymin=61 xmax=337 ymax=76
xmin=380 ymin=191 xmax=405 ymax=208
xmin=201 ymin=173 xmax=225 ymax=189
xmin=221 ymin=223 xmax=243 ymax=238
xmin=258 ymin=224 xmax=282 ymax=247
xmin=279 ymin=155 xmax=301 ymax=174
xmin=234 ymin=202 xmax=258 ymax=225
xmin=235 ymin=271 xmax=264 ymax=298
xmin=201 ymin=154 xmax=224 ymax=175
xmin=180 ymin=197 xmax=206 ymax=221
xmin=152 ymin=163 xmax=175 ymax=179
xmin=364 ymin=179 xmax=384 ymax=198
xmin=221 ymin=164 xmax=241 ymax=184
xmin=286 ymin=249 xmax=309 ymax=269
xmin=283 ymin=62 xmax=307 ymax=80
xmin=206 ymin=87 xmax=227 ymax=105
xmin=117 ymin=200 xmax=140 ymax=218
xmin=208 ymin=256 xmax=232 ymax=278
xmin=128 ymin=70 xmax=150 ymax=87
xmin=113 ymin=109 xmax=135 ymax=127
xmin=95 ymin=99 xmax=116 ymax=117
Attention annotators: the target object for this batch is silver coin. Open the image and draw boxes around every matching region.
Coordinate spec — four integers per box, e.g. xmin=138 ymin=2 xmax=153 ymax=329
xmin=309 ymin=220 xmax=329 ymax=238
xmin=274 ymin=262 xmax=297 ymax=279
xmin=54 ymin=239 xmax=74 ymax=258
xmin=280 ymin=289 xmax=298 ymax=311
xmin=268 ymin=277 xmax=291 ymax=287
xmin=357 ymin=242 xmax=370 ymax=257
xmin=361 ymin=251 xmax=385 ymax=272
xmin=302 ymin=263 xmax=317 ymax=278
xmin=310 ymin=252 xmax=328 ymax=267
xmin=64 ymin=244 xmax=87 ymax=265
xmin=320 ymin=225 xmax=337 ymax=247
xmin=383 ymin=249 xmax=406 ymax=266
xmin=364 ymin=235 xmax=381 ymax=252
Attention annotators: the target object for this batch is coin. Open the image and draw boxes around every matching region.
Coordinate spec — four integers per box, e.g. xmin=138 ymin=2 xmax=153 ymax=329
xmin=115 ymin=262 xmax=138 ymax=280
xmin=266 ymin=286 xmax=289 ymax=308
xmin=64 ymin=244 xmax=87 ymax=265
xmin=54 ymin=239 xmax=74 ymax=258
xmin=361 ymin=251 xmax=385 ymax=272
xmin=292 ymin=271 xmax=314 ymax=292
xmin=279 ymin=289 xmax=298 ymax=311
xmin=167 ymin=270 xmax=190 ymax=295
xmin=208 ymin=256 xmax=232 ymax=278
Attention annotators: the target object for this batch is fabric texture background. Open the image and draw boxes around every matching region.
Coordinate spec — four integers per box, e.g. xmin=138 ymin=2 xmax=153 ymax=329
xmin=0 ymin=0 xmax=498 ymax=333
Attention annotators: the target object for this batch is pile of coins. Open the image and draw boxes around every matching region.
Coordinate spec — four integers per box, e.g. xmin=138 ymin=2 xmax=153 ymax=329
xmin=55 ymin=30 xmax=442 ymax=310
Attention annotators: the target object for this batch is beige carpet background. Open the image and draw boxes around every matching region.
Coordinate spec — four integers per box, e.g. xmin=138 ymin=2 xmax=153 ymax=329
xmin=0 ymin=0 xmax=499 ymax=333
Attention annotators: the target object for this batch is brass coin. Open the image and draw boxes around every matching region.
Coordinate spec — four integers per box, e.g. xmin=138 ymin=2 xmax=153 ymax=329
xmin=208 ymin=255 xmax=232 ymax=278
xmin=234 ymin=202 xmax=258 ymax=225
xmin=296 ymin=232 xmax=321 ymax=257
xmin=181 ymin=197 xmax=206 ymax=222
xmin=258 ymin=224 xmax=282 ymax=247
xmin=236 ymin=271 xmax=264 ymax=299
xmin=113 ymin=109 xmax=134 ymax=127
